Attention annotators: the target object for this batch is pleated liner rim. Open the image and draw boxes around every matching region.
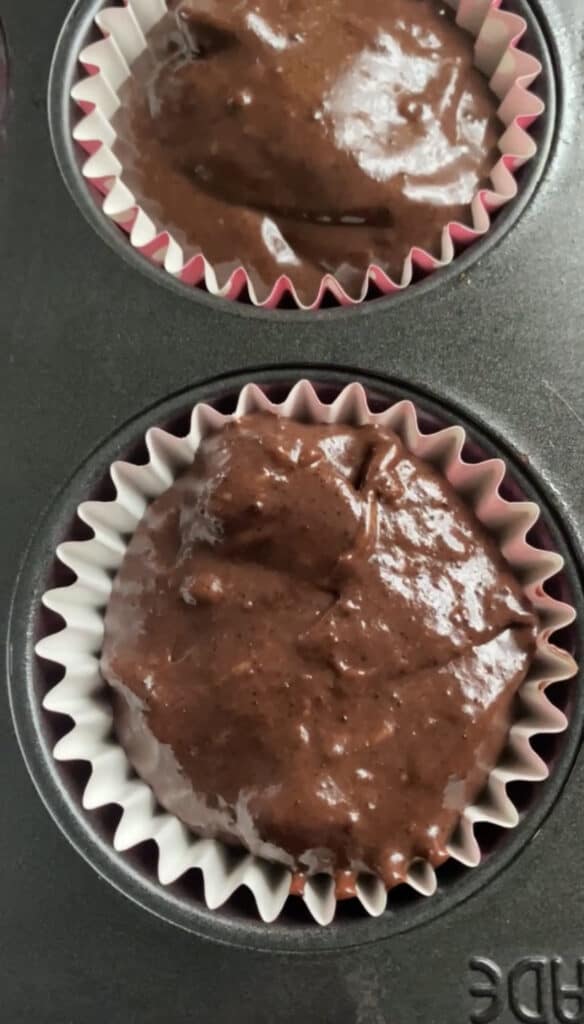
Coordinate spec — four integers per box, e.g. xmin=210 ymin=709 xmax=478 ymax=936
xmin=36 ymin=380 xmax=577 ymax=925
xmin=71 ymin=0 xmax=545 ymax=309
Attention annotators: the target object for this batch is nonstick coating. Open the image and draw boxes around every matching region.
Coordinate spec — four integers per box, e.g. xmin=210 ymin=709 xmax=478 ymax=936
xmin=1 ymin=1 xmax=584 ymax=1022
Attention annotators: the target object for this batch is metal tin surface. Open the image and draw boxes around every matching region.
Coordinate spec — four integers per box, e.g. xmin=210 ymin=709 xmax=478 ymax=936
xmin=1 ymin=1 xmax=583 ymax=1021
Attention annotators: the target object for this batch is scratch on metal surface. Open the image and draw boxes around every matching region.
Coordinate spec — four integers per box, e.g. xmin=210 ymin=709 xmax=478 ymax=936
xmin=346 ymin=962 xmax=390 ymax=1024
xmin=542 ymin=379 xmax=584 ymax=431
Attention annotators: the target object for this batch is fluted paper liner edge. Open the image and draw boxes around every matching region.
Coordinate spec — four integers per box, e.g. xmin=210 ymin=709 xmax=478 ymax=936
xmin=36 ymin=381 xmax=576 ymax=925
xmin=71 ymin=0 xmax=544 ymax=309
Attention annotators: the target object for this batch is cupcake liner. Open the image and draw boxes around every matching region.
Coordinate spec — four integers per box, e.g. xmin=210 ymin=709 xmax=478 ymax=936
xmin=36 ymin=381 xmax=577 ymax=925
xmin=71 ymin=0 xmax=544 ymax=309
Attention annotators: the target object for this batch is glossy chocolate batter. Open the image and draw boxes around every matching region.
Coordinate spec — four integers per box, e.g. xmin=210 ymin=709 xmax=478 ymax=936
xmin=111 ymin=0 xmax=500 ymax=302
xmin=101 ymin=414 xmax=537 ymax=887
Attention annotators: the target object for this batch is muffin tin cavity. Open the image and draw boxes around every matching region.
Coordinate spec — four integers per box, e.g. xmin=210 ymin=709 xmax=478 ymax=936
xmin=48 ymin=0 xmax=557 ymax=316
xmin=8 ymin=369 xmax=582 ymax=953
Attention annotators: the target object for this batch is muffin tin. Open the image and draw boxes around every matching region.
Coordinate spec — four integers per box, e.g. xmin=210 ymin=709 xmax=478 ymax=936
xmin=2 ymin=0 xmax=584 ymax=1021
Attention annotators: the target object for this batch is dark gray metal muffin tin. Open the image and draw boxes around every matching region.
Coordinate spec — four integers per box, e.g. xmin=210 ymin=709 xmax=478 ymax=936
xmin=2 ymin=1 xmax=584 ymax=1021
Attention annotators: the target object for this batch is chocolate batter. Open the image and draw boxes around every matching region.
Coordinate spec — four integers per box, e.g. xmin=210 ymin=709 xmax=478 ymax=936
xmin=101 ymin=414 xmax=537 ymax=887
xmin=111 ymin=0 xmax=500 ymax=302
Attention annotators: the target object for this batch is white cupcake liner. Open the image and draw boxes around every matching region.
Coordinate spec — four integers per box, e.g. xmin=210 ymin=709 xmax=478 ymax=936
xmin=71 ymin=0 xmax=544 ymax=309
xmin=36 ymin=380 xmax=577 ymax=925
